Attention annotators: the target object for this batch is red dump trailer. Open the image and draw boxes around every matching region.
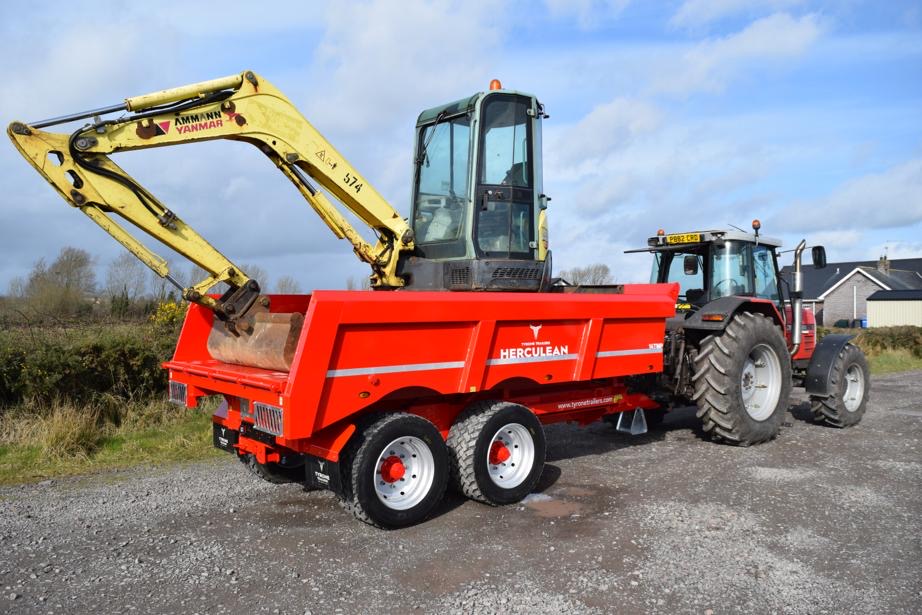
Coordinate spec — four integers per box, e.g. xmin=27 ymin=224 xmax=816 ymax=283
xmin=165 ymin=284 xmax=678 ymax=527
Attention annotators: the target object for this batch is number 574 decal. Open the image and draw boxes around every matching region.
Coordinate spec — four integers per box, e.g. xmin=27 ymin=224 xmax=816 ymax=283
xmin=344 ymin=173 xmax=363 ymax=194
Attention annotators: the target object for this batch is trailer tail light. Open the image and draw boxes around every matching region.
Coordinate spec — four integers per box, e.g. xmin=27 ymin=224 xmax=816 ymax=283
xmin=253 ymin=402 xmax=284 ymax=436
xmin=168 ymin=381 xmax=187 ymax=405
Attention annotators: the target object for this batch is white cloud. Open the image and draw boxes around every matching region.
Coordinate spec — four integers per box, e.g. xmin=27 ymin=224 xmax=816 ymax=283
xmin=774 ymin=158 xmax=922 ymax=232
xmin=670 ymin=0 xmax=804 ymax=30
xmin=652 ymin=12 xmax=822 ymax=96
xmin=544 ymin=0 xmax=631 ymax=29
xmin=551 ymin=97 xmax=661 ymax=163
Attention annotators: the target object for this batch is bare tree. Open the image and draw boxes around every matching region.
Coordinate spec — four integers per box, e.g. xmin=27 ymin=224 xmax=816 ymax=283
xmin=148 ymin=258 xmax=187 ymax=301
xmin=21 ymin=247 xmax=96 ymax=316
xmin=105 ymin=253 xmax=147 ymax=300
xmin=346 ymin=275 xmax=371 ymax=290
xmin=557 ymin=263 xmax=614 ymax=286
xmin=274 ymin=275 xmax=302 ymax=294
xmin=239 ymin=263 xmax=270 ymax=292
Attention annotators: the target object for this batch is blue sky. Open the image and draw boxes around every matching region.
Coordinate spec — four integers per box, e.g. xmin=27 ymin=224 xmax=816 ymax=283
xmin=1 ymin=0 xmax=920 ymax=292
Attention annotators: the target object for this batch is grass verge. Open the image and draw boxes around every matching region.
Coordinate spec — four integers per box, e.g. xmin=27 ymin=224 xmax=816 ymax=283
xmin=0 ymin=399 xmax=223 ymax=486
xmin=867 ymin=349 xmax=922 ymax=375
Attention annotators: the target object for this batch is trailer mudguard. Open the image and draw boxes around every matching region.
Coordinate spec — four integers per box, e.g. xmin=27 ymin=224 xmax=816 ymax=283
xmin=803 ymin=334 xmax=856 ymax=397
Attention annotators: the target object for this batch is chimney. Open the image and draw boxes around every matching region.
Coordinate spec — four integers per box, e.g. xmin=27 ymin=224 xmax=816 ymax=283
xmin=877 ymin=255 xmax=890 ymax=275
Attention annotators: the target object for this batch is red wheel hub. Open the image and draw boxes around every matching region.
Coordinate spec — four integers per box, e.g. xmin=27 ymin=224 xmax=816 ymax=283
xmin=380 ymin=455 xmax=405 ymax=483
xmin=489 ymin=441 xmax=511 ymax=465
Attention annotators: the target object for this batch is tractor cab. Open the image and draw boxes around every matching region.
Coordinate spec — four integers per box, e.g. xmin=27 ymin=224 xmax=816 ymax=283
xmin=643 ymin=228 xmax=785 ymax=311
xmin=404 ymin=80 xmax=550 ymax=291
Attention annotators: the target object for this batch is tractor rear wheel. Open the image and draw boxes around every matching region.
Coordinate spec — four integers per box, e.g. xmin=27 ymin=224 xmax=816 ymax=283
xmin=811 ymin=343 xmax=869 ymax=427
xmin=692 ymin=312 xmax=792 ymax=446
xmin=340 ymin=413 xmax=449 ymax=528
xmin=447 ymin=401 xmax=546 ymax=506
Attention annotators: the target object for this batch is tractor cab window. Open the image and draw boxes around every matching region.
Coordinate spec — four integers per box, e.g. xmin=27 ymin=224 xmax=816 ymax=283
xmin=753 ymin=244 xmax=780 ymax=301
xmin=413 ymin=114 xmax=473 ymax=258
xmin=654 ymin=250 xmax=706 ymax=303
xmin=710 ymin=241 xmax=754 ymax=298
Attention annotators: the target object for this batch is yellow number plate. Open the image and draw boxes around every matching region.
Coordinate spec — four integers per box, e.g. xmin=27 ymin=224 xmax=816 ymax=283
xmin=665 ymin=233 xmax=702 ymax=244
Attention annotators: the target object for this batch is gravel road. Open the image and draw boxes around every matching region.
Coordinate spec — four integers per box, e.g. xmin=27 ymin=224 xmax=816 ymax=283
xmin=2 ymin=371 xmax=920 ymax=614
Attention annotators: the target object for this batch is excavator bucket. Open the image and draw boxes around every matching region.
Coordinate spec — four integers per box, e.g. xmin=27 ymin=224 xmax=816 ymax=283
xmin=207 ymin=310 xmax=304 ymax=372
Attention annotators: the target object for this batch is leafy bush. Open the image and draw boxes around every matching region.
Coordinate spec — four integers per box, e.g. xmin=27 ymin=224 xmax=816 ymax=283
xmin=854 ymin=326 xmax=922 ymax=358
xmin=0 ymin=323 xmax=179 ymax=407
xmin=149 ymin=300 xmax=187 ymax=327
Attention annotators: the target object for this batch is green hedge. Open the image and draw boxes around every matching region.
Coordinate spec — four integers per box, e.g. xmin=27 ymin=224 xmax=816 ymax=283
xmin=819 ymin=325 xmax=922 ymax=358
xmin=0 ymin=323 xmax=179 ymax=407
xmin=854 ymin=326 xmax=922 ymax=358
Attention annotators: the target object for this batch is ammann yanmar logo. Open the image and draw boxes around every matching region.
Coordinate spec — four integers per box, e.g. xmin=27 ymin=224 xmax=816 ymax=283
xmin=499 ymin=323 xmax=568 ymax=361
xmin=136 ymin=101 xmax=247 ymax=139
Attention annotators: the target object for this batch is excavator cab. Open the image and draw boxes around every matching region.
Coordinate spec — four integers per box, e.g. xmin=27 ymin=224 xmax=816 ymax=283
xmin=403 ymin=83 xmax=550 ymax=291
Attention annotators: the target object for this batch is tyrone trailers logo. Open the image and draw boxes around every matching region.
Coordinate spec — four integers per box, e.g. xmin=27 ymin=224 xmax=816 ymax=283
xmin=498 ymin=323 xmax=569 ymax=361
xmin=135 ymin=101 xmax=247 ymax=139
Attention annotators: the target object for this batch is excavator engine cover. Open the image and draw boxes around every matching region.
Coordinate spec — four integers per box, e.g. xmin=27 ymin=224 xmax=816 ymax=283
xmin=207 ymin=307 xmax=304 ymax=372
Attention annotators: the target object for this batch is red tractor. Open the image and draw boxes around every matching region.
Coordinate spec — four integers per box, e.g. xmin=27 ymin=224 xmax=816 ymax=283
xmin=630 ymin=222 xmax=870 ymax=445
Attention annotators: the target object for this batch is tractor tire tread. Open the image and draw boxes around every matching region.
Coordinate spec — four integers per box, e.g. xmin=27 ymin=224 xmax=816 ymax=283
xmin=810 ymin=343 xmax=869 ymax=428
xmin=693 ymin=312 xmax=792 ymax=446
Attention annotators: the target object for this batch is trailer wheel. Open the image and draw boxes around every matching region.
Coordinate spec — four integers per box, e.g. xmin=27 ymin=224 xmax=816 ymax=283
xmin=340 ymin=413 xmax=448 ymax=528
xmin=447 ymin=401 xmax=546 ymax=506
xmin=811 ymin=343 xmax=869 ymax=427
xmin=692 ymin=312 xmax=792 ymax=446
xmin=239 ymin=453 xmax=304 ymax=484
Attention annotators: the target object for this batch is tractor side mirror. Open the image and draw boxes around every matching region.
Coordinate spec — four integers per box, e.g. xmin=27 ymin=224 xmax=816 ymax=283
xmin=683 ymin=254 xmax=699 ymax=276
xmin=812 ymin=246 xmax=827 ymax=269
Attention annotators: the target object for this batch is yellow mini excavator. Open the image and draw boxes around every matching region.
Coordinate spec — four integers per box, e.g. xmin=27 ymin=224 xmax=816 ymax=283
xmin=8 ymin=71 xmax=551 ymax=369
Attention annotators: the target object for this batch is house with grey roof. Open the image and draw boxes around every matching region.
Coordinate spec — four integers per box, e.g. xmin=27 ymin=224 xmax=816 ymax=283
xmin=780 ymin=257 xmax=922 ymax=327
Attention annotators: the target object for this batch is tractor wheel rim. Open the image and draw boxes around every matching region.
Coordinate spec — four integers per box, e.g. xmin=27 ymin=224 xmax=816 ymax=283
xmin=843 ymin=364 xmax=865 ymax=412
xmin=740 ymin=343 xmax=782 ymax=421
xmin=373 ymin=436 xmax=434 ymax=511
xmin=486 ymin=423 xmax=534 ymax=488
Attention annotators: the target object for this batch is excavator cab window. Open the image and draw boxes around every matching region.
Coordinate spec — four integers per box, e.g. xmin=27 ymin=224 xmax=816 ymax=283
xmin=413 ymin=113 xmax=473 ymax=258
xmin=475 ymin=94 xmax=535 ymax=259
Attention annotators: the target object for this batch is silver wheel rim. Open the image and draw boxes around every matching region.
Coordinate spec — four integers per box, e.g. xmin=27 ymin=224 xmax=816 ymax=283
xmin=843 ymin=364 xmax=865 ymax=412
xmin=486 ymin=423 xmax=534 ymax=488
xmin=740 ymin=343 xmax=782 ymax=421
xmin=373 ymin=436 xmax=434 ymax=510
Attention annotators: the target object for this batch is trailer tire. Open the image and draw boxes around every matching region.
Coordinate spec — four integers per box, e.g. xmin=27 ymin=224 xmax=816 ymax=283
xmin=692 ymin=311 xmax=792 ymax=446
xmin=340 ymin=413 xmax=448 ymax=529
xmin=811 ymin=343 xmax=869 ymax=427
xmin=447 ymin=401 xmax=546 ymax=506
xmin=239 ymin=454 xmax=304 ymax=484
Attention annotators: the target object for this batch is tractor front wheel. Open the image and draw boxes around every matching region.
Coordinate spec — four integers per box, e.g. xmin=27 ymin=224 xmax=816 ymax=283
xmin=692 ymin=312 xmax=792 ymax=446
xmin=811 ymin=343 xmax=869 ymax=427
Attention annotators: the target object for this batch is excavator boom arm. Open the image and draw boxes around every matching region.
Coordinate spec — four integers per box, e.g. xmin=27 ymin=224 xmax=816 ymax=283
xmin=8 ymin=70 xmax=414 ymax=327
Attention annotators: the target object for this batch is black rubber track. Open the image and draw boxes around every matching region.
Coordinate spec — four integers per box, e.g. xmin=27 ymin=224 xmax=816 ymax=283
xmin=811 ymin=343 xmax=870 ymax=427
xmin=691 ymin=311 xmax=792 ymax=446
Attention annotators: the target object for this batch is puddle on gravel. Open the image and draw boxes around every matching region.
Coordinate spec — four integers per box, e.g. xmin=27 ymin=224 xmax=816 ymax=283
xmin=523 ymin=493 xmax=584 ymax=517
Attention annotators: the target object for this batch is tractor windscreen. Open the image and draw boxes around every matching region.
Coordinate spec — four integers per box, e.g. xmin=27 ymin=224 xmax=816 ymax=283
xmin=653 ymin=250 xmax=706 ymax=302
xmin=710 ymin=241 xmax=755 ymax=298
